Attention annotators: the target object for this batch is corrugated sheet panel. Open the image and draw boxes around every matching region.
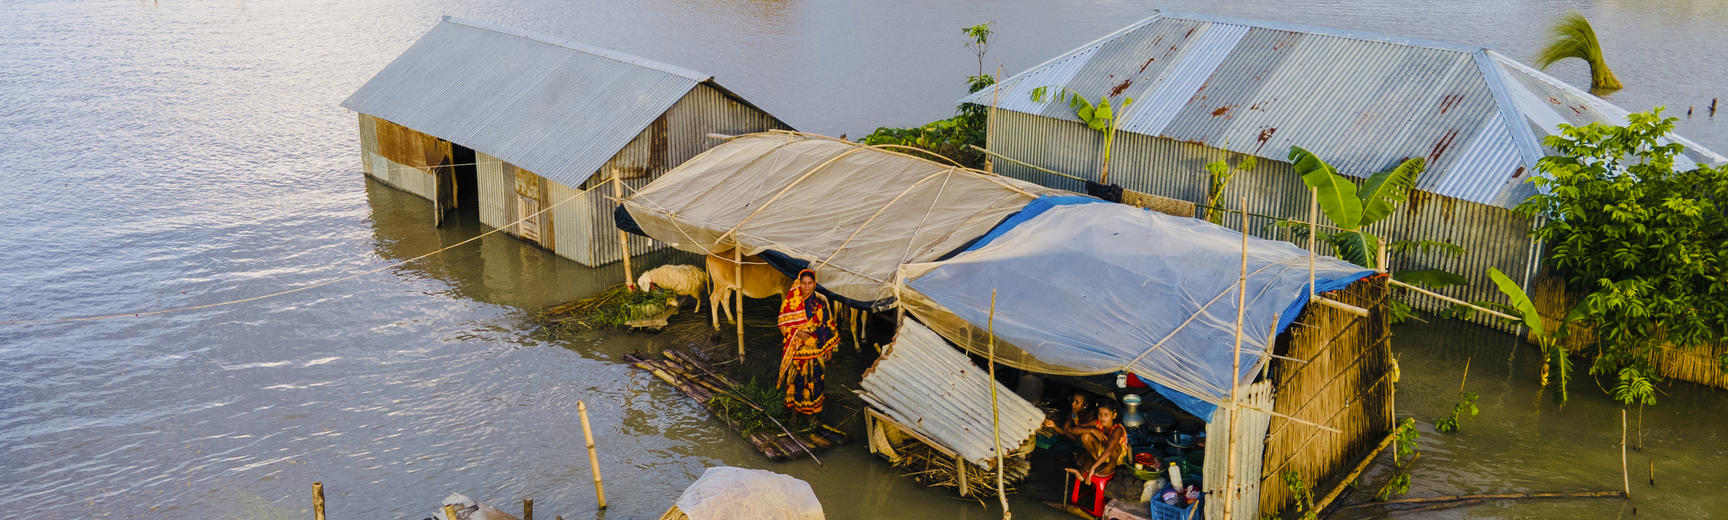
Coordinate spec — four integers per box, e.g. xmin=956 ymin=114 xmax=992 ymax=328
xmin=475 ymin=152 xmax=510 ymax=230
xmin=967 ymin=10 xmax=1722 ymax=210
xmin=990 ymin=111 xmax=1533 ymax=332
xmin=547 ymin=179 xmax=595 ymax=266
xmin=859 ymin=320 xmax=1045 ymax=466
xmin=1204 ymin=382 xmax=1272 ymax=520
xmin=369 ymin=152 xmax=436 ymax=201
xmin=341 ymin=17 xmax=705 ymax=189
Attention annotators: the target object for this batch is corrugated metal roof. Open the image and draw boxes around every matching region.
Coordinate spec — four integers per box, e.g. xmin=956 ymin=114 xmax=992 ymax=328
xmin=859 ymin=320 xmax=1044 ymax=466
xmin=968 ymin=11 xmax=1725 ymax=209
xmin=342 ymin=17 xmax=748 ymax=188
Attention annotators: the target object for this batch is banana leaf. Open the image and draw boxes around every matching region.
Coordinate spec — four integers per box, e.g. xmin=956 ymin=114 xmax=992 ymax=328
xmin=1328 ymin=230 xmax=1378 ymax=268
xmin=1290 ymin=146 xmax=1363 ymax=228
xmin=1488 ymin=267 xmax=1544 ymax=337
xmin=1359 ymin=158 xmax=1425 ymax=226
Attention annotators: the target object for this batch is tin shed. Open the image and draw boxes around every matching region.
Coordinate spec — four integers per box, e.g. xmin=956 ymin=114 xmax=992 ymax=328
xmin=965 ymin=10 xmax=1724 ymax=329
xmin=343 ymin=17 xmax=789 ymax=266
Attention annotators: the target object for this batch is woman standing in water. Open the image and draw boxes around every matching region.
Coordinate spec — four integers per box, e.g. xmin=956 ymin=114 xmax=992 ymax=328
xmin=777 ymin=270 xmax=838 ymax=424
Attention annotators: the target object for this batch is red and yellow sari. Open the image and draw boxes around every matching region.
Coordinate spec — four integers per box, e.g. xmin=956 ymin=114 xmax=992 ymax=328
xmin=777 ymin=271 xmax=839 ymax=415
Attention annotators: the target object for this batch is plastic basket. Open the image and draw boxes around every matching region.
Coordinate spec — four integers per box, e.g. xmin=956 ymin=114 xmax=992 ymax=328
xmin=1146 ymin=494 xmax=1202 ymax=520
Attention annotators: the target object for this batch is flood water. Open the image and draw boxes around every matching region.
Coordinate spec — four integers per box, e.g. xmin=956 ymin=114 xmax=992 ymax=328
xmin=1 ymin=1 xmax=1724 ymax=519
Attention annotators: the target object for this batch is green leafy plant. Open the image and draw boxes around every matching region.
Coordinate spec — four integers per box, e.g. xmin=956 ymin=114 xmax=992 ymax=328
xmin=1030 ymin=86 xmax=1134 ymax=183
xmin=1612 ymin=366 xmax=1659 ymax=448
xmin=859 ymin=22 xmax=998 ymax=168
xmin=1281 ymin=470 xmax=1317 ymax=520
xmin=1374 ymin=417 xmax=1420 ymax=501
xmin=1204 ymin=155 xmax=1257 ymax=224
xmin=1517 ymin=108 xmax=1728 ymax=388
xmin=1435 ymin=391 xmax=1480 ymax=433
xmin=1536 ymin=12 xmax=1622 ymax=90
xmin=1288 ymin=146 xmax=1426 ymax=269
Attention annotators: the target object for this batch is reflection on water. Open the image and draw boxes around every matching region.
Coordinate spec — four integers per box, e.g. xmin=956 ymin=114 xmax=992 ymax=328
xmin=1 ymin=0 xmax=1725 ymax=518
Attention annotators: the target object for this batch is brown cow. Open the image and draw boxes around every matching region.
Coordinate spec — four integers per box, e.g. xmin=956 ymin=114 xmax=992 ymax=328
xmin=707 ymin=247 xmax=793 ymax=330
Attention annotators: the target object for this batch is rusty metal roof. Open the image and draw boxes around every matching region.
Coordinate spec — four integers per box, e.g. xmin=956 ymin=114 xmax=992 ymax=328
xmin=342 ymin=17 xmax=774 ymax=188
xmin=859 ymin=320 xmax=1044 ymax=466
xmin=967 ymin=11 xmax=1726 ymax=209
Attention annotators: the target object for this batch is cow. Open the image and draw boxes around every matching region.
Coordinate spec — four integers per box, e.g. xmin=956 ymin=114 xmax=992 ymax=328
xmin=706 ymin=247 xmax=794 ymax=331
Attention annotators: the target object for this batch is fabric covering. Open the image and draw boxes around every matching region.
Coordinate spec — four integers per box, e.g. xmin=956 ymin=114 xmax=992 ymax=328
xmin=899 ymin=199 xmax=1374 ymax=419
xmin=620 ymin=131 xmax=1058 ymax=309
xmin=673 ymin=466 xmax=825 ymax=520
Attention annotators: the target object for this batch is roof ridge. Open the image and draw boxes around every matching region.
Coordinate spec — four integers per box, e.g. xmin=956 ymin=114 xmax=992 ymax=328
xmin=439 ymin=16 xmax=712 ymax=82
xmin=1153 ymin=10 xmax=1485 ymax=54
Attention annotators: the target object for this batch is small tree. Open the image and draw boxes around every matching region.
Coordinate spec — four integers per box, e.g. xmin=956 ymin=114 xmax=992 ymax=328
xmin=1517 ymin=108 xmax=1728 ymax=388
xmin=1030 ymin=86 xmax=1134 ymax=183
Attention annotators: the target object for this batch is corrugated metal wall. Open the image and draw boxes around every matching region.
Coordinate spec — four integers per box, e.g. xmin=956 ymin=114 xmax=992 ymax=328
xmin=1204 ymin=381 xmax=1274 ymax=520
xmin=547 ymin=179 xmax=596 ymax=265
xmin=357 ymin=115 xmax=438 ymax=201
xmin=989 ymin=110 xmax=1537 ymax=331
xmin=475 ymin=151 xmax=510 ymax=229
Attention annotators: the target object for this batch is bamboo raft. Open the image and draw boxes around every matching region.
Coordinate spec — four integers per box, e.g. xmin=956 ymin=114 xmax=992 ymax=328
xmin=625 ymin=350 xmax=848 ymax=461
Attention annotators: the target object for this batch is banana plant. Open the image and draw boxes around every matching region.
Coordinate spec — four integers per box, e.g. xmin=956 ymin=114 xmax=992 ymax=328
xmin=1031 ymin=86 xmax=1134 ymax=183
xmin=1204 ymin=155 xmax=1257 ymax=225
xmin=1488 ymin=266 xmax=1574 ymax=406
xmin=1288 ymin=146 xmax=1425 ymax=269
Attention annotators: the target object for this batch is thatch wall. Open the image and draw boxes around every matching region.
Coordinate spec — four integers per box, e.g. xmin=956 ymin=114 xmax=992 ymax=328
xmin=1257 ymin=275 xmax=1394 ymax=515
xmin=1531 ymin=271 xmax=1728 ymax=390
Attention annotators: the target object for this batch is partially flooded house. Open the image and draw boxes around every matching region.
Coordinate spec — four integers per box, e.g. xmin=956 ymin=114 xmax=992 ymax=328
xmin=966 ymin=10 xmax=1724 ymax=328
xmin=341 ymin=17 xmax=789 ymax=266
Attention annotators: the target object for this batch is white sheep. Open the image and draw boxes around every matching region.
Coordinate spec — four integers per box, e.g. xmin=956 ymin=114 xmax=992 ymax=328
xmin=636 ymin=264 xmax=709 ymax=312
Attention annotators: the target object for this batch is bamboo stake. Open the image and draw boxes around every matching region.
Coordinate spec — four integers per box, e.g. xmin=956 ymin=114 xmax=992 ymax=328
xmin=312 ymin=482 xmax=326 ymax=520
xmin=444 ymin=505 xmax=460 ymax=520
xmin=1388 ymin=279 xmax=1520 ymax=321
xmin=613 ymin=168 xmax=634 ymax=288
xmin=987 ymin=67 xmax=1000 ymax=172
xmin=1223 ymin=196 xmax=1249 ymax=520
xmin=579 ymin=401 xmax=608 ymax=509
xmin=1308 ymin=187 xmax=1317 ymax=300
xmin=523 ymin=498 xmax=533 ymax=520
xmin=735 ymin=246 xmax=745 ymax=360
xmin=1346 ymin=490 xmax=1625 ymax=508
xmin=987 ymin=289 xmax=1010 ymax=519
xmin=1621 ymin=409 xmax=1630 ymax=499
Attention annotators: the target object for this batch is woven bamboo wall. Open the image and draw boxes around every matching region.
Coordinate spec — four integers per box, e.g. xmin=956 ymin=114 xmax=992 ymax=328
xmin=1257 ymin=276 xmax=1394 ymax=515
xmin=1531 ymin=272 xmax=1728 ymax=390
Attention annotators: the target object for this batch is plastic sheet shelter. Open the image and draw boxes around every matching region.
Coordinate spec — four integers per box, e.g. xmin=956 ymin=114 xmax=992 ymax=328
xmin=620 ymin=131 xmax=1059 ymax=309
xmin=666 ymin=466 xmax=824 ymax=520
xmin=898 ymin=198 xmax=1374 ymax=419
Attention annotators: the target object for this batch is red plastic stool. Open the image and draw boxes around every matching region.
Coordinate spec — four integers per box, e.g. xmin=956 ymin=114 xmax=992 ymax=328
xmin=1067 ymin=471 xmax=1114 ymax=517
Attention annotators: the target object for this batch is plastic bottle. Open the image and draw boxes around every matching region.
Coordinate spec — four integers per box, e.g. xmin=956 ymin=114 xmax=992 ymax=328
xmin=1167 ymin=461 xmax=1184 ymax=489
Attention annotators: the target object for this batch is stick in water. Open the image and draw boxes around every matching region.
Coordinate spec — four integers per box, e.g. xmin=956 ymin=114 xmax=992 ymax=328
xmin=580 ymin=401 xmax=608 ymax=509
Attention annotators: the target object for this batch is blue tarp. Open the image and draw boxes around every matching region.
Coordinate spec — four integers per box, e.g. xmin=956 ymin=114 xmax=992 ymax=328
xmin=901 ymin=198 xmax=1375 ymax=420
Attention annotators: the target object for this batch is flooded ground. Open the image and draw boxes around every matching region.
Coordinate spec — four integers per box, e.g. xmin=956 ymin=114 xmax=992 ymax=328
xmin=2 ymin=0 xmax=1725 ymax=518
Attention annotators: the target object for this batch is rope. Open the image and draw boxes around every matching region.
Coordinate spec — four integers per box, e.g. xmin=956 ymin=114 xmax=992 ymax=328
xmin=0 ymin=179 xmax=602 ymax=326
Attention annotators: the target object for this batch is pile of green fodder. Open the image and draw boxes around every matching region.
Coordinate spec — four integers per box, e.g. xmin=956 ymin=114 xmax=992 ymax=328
xmin=532 ymin=284 xmax=675 ymax=338
xmin=706 ymin=378 xmax=798 ymax=437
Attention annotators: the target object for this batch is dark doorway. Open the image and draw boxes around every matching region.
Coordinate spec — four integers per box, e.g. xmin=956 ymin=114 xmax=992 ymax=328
xmin=452 ymin=145 xmax=479 ymax=214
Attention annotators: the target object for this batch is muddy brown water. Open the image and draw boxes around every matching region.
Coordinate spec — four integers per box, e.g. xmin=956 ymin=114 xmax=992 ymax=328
xmin=3 ymin=0 xmax=1726 ymax=518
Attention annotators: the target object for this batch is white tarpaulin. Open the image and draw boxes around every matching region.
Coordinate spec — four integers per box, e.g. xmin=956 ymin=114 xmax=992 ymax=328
xmin=899 ymin=198 xmax=1374 ymax=419
xmin=620 ymin=131 xmax=1057 ymax=309
xmin=673 ymin=466 xmax=824 ymax=520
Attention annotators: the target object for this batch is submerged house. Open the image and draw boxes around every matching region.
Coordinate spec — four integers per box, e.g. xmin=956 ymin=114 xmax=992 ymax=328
xmin=342 ymin=17 xmax=788 ymax=266
xmin=965 ymin=10 xmax=1724 ymax=328
xmin=620 ymin=131 xmax=1395 ymax=519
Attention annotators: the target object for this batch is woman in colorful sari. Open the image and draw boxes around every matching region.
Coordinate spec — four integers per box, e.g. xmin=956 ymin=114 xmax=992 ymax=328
xmin=777 ymin=270 xmax=839 ymax=422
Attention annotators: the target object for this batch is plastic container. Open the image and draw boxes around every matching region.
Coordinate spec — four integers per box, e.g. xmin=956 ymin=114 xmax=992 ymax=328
xmin=1146 ymin=493 xmax=1202 ymax=520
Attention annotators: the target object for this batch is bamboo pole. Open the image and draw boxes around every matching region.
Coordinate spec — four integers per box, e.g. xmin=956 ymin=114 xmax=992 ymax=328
xmin=312 ymin=482 xmax=326 ymax=520
xmin=1311 ymin=429 xmax=1397 ymax=514
xmin=579 ymin=401 xmax=608 ymax=509
xmin=523 ymin=498 xmax=533 ymax=520
xmin=1346 ymin=490 xmax=1626 ymax=508
xmin=1223 ymin=196 xmax=1249 ymax=520
xmin=987 ymin=67 xmax=1000 ymax=172
xmin=987 ymin=289 xmax=1010 ymax=519
xmin=613 ymin=168 xmax=634 ymax=289
xmin=1621 ymin=409 xmax=1630 ymax=499
xmin=1308 ymin=187 xmax=1317 ymax=300
xmin=1388 ymin=279 xmax=1520 ymax=321
xmin=735 ymin=246 xmax=745 ymax=360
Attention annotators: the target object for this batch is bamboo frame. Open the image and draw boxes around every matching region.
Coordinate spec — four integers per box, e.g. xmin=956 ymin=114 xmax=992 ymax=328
xmin=987 ymin=290 xmax=1009 ymax=517
xmin=613 ymin=168 xmax=634 ymax=288
xmin=579 ymin=401 xmax=608 ymax=509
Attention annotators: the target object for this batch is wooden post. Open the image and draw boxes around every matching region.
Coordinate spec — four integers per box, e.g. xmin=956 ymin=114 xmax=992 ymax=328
xmin=612 ymin=168 xmax=634 ymax=289
xmin=1308 ymin=187 xmax=1317 ymax=299
xmin=579 ymin=401 xmax=608 ymax=509
xmin=312 ymin=482 xmax=326 ymax=520
xmin=1376 ymin=238 xmax=1388 ymax=273
xmin=957 ymin=454 xmax=970 ymax=497
xmin=986 ymin=66 xmax=1000 ymax=172
xmin=1621 ymin=409 xmax=1630 ymax=499
xmin=734 ymin=246 xmax=745 ymax=360
xmin=523 ymin=498 xmax=533 ymax=520
xmin=1223 ymin=196 xmax=1249 ymax=520
xmin=444 ymin=505 xmax=460 ymax=520
xmin=988 ymin=289 xmax=1010 ymax=519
